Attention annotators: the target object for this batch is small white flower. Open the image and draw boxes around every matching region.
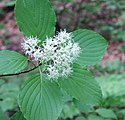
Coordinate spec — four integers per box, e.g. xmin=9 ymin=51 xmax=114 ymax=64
xmin=21 ymin=30 xmax=81 ymax=80
xmin=21 ymin=36 xmax=40 ymax=56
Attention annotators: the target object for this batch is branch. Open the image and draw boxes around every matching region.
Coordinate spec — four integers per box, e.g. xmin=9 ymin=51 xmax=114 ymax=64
xmin=0 ymin=63 xmax=42 ymax=77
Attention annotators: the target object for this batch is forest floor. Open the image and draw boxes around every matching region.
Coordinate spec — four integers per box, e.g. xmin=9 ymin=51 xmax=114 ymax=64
xmin=0 ymin=7 xmax=125 ymax=62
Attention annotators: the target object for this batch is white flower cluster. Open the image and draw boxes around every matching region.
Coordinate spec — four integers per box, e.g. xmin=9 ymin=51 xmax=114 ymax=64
xmin=22 ymin=30 xmax=81 ymax=80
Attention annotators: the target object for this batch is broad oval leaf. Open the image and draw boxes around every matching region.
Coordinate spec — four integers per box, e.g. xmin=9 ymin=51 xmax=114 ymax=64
xmin=19 ymin=75 xmax=63 ymax=120
xmin=58 ymin=64 xmax=102 ymax=105
xmin=96 ymin=108 xmax=117 ymax=119
xmin=10 ymin=111 xmax=26 ymax=120
xmin=15 ymin=0 xmax=56 ymax=40
xmin=72 ymin=29 xmax=108 ymax=66
xmin=0 ymin=50 xmax=28 ymax=74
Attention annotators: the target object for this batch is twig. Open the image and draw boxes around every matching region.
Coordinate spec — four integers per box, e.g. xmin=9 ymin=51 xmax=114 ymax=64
xmin=0 ymin=63 xmax=42 ymax=77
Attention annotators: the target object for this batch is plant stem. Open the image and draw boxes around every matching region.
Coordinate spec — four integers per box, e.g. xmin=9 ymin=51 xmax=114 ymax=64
xmin=0 ymin=63 xmax=42 ymax=77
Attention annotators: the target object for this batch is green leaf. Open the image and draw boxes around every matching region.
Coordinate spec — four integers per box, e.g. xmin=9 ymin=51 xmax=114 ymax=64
xmin=96 ymin=73 xmax=125 ymax=98
xmin=0 ymin=98 xmax=17 ymax=112
xmin=60 ymin=102 xmax=79 ymax=119
xmin=0 ymin=50 xmax=28 ymax=74
xmin=0 ymin=83 xmax=19 ymax=93
xmin=88 ymin=114 xmax=104 ymax=120
xmin=6 ymin=1 xmax=15 ymax=7
xmin=96 ymin=108 xmax=117 ymax=119
xmin=73 ymin=99 xmax=92 ymax=113
xmin=10 ymin=111 xmax=26 ymax=120
xmin=19 ymin=75 xmax=63 ymax=120
xmin=72 ymin=29 xmax=108 ymax=66
xmin=76 ymin=116 xmax=87 ymax=120
xmin=15 ymin=0 xmax=56 ymax=41
xmin=0 ymin=109 xmax=9 ymax=120
xmin=0 ymin=79 xmax=5 ymax=86
xmin=58 ymin=64 xmax=102 ymax=105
